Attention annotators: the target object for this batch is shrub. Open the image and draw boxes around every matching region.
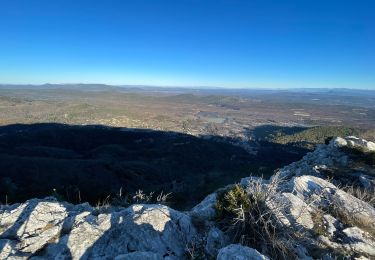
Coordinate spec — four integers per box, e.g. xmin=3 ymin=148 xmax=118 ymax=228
xmin=215 ymin=185 xmax=251 ymax=220
xmin=215 ymin=175 xmax=298 ymax=259
xmin=310 ymin=208 xmax=328 ymax=237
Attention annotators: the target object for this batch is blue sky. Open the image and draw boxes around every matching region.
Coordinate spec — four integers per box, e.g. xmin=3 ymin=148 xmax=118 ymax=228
xmin=0 ymin=0 xmax=374 ymax=89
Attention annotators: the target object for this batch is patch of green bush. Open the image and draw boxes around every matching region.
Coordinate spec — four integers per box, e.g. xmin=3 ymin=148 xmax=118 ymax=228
xmin=215 ymin=185 xmax=251 ymax=220
xmin=265 ymin=126 xmax=374 ymax=150
xmin=214 ymin=177 xmax=298 ymax=259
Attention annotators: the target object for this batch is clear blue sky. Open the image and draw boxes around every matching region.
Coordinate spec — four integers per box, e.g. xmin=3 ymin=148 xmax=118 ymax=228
xmin=0 ymin=0 xmax=374 ymax=89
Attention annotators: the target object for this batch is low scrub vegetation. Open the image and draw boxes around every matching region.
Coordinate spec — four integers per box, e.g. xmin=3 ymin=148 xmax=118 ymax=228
xmin=95 ymin=189 xmax=172 ymax=213
xmin=215 ymin=175 xmax=300 ymax=259
xmin=264 ymin=126 xmax=375 ymax=150
xmin=343 ymin=185 xmax=375 ymax=208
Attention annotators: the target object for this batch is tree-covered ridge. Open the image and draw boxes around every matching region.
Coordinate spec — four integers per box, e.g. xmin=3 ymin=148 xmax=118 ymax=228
xmin=264 ymin=126 xmax=375 ymax=149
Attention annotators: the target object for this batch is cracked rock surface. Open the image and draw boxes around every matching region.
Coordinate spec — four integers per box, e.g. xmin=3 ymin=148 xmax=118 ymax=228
xmin=0 ymin=201 xmax=197 ymax=259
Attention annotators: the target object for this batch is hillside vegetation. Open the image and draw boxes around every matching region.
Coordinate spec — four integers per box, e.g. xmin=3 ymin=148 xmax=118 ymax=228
xmin=262 ymin=126 xmax=375 ymax=149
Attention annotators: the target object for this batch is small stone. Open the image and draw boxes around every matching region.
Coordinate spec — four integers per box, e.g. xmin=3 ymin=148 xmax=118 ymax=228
xmin=217 ymin=244 xmax=269 ymax=260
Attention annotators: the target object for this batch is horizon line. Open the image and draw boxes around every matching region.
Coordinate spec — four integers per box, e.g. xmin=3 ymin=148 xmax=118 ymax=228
xmin=0 ymin=83 xmax=374 ymax=91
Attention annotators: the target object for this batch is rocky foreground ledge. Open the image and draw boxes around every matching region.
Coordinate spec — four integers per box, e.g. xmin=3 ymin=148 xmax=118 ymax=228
xmin=1 ymin=136 xmax=375 ymax=259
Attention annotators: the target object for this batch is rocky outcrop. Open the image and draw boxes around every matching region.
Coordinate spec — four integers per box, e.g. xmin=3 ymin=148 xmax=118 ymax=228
xmin=342 ymin=136 xmax=375 ymax=151
xmin=292 ymin=175 xmax=375 ymax=231
xmin=0 ymin=200 xmax=197 ymax=259
xmin=279 ymin=136 xmax=375 ymax=188
xmin=1 ymin=136 xmax=374 ymax=259
xmin=279 ymin=138 xmax=348 ymax=180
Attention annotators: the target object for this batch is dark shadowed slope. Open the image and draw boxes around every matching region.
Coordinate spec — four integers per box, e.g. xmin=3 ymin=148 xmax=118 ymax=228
xmin=0 ymin=123 xmax=307 ymax=209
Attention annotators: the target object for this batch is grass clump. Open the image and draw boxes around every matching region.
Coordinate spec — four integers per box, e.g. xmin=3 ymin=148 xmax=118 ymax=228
xmin=185 ymin=238 xmax=209 ymax=260
xmin=310 ymin=209 xmax=328 ymax=237
xmin=95 ymin=188 xmax=172 ymax=213
xmin=214 ymin=175 xmax=299 ymax=259
xmin=343 ymin=185 xmax=375 ymax=208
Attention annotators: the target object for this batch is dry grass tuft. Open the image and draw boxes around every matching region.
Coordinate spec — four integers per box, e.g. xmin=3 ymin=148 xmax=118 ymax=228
xmin=215 ymin=174 xmax=300 ymax=259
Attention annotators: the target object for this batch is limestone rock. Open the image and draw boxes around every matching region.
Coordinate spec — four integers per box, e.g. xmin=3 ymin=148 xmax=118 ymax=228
xmin=0 ymin=198 xmax=69 ymax=254
xmin=205 ymin=227 xmax=229 ymax=257
xmin=332 ymin=137 xmax=347 ymax=147
xmin=292 ymin=175 xmax=375 ymax=232
xmin=190 ymin=192 xmax=218 ymax=220
xmin=318 ymin=227 xmax=375 ymax=257
xmin=114 ymin=251 xmax=162 ymax=260
xmin=0 ymin=200 xmax=197 ymax=259
xmin=345 ymin=136 xmax=375 ymax=151
xmin=322 ymin=214 xmax=341 ymax=237
xmin=342 ymin=227 xmax=375 ymax=256
xmin=217 ymin=244 xmax=269 ymax=260
xmin=267 ymin=192 xmax=314 ymax=230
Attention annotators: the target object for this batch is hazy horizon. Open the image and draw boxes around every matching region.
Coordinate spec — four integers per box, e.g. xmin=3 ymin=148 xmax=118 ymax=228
xmin=1 ymin=82 xmax=375 ymax=91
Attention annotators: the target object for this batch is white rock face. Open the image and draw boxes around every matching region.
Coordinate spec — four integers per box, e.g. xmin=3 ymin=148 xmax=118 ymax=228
xmin=0 ymin=198 xmax=69 ymax=254
xmin=345 ymin=136 xmax=375 ymax=151
xmin=278 ymin=143 xmax=347 ymax=180
xmin=190 ymin=192 xmax=218 ymax=220
xmin=342 ymin=227 xmax=375 ymax=256
xmin=267 ymin=192 xmax=314 ymax=230
xmin=332 ymin=137 xmax=348 ymax=147
xmin=292 ymin=175 xmax=375 ymax=231
xmin=318 ymin=226 xmax=375 ymax=257
xmin=322 ymin=214 xmax=340 ymax=237
xmin=0 ymin=201 xmax=197 ymax=259
xmin=217 ymin=244 xmax=269 ymax=260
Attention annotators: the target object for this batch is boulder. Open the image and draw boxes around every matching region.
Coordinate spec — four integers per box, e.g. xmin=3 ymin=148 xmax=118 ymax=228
xmin=190 ymin=192 xmax=218 ymax=220
xmin=205 ymin=227 xmax=229 ymax=257
xmin=267 ymin=192 xmax=314 ymax=230
xmin=332 ymin=137 xmax=347 ymax=147
xmin=0 ymin=239 xmax=17 ymax=259
xmin=217 ymin=244 xmax=269 ymax=260
xmin=114 ymin=251 xmax=162 ymax=260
